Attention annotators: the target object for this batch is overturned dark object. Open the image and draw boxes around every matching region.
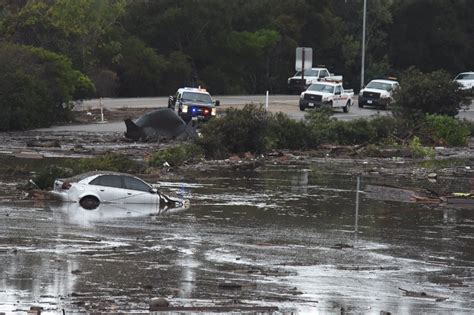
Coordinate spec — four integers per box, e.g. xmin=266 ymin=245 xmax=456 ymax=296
xmin=124 ymin=108 xmax=196 ymax=141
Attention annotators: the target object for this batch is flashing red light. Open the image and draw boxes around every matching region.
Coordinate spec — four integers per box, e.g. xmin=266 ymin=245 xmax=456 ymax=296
xmin=61 ymin=182 xmax=72 ymax=190
xmin=204 ymin=109 xmax=210 ymax=114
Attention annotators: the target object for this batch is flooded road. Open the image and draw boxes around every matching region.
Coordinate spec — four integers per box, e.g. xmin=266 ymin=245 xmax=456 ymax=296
xmin=1 ymin=161 xmax=473 ymax=314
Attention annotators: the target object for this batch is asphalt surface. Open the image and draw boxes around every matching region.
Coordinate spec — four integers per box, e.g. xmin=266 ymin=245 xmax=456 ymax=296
xmin=38 ymin=95 xmax=474 ymax=133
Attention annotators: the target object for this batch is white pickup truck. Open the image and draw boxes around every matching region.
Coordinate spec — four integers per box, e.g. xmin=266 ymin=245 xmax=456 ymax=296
xmin=299 ymin=79 xmax=354 ymax=113
xmin=287 ymin=67 xmax=343 ymax=94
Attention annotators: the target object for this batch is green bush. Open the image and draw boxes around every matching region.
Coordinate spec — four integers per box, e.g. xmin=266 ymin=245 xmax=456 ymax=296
xmin=267 ymin=112 xmax=309 ymax=150
xmin=33 ymin=165 xmax=74 ymax=189
xmin=75 ymin=153 xmax=140 ymax=173
xmin=149 ymin=143 xmax=204 ymax=167
xmin=422 ymin=114 xmax=470 ymax=146
xmin=0 ymin=43 xmax=95 ymax=130
xmin=0 ymin=43 xmax=93 ymax=131
xmin=197 ymin=104 xmax=271 ymax=158
xmin=408 ymin=136 xmax=435 ymax=158
xmin=392 ymin=68 xmax=469 ymax=120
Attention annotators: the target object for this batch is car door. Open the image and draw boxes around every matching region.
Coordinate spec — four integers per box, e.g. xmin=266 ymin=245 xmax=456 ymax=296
xmin=121 ymin=175 xmax=159 ymax=204
xmin=334 ymin=85 xmax=343 ymax=106
xmin=88 ymin=175 xmax=128 ymax=203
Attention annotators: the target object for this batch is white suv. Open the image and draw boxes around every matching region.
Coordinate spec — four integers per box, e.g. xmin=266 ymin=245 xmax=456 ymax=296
xmin=454 ymin=72 xmax=474 ymax=91
xmin=359 ymin=78 xmax=399 ymax=109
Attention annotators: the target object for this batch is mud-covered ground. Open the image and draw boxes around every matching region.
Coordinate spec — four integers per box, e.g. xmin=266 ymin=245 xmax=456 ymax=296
xmin=1 ymin=108 xmax=474 ymax=314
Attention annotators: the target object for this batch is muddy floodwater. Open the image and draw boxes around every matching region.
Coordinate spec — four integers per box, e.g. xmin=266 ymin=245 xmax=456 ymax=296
xmin=1 ymin=161 xmax=474 ymax=314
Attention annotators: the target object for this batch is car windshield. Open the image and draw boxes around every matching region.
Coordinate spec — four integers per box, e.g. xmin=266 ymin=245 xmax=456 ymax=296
xmin=295 ymin=69 xmax=319 ymax=77
xmin=455 ymin=73 xmax=474 ymax=80
xmin=182 ymin=92 xmax=212 ymax=103
xmin=366 ymin=81 xmax=393 ymax=91
xmin=307 ymin=83 xmax=334 ymax=93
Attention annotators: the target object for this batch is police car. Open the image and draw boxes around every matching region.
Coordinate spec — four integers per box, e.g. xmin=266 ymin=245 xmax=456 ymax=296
xmin=168 ymin=87 xmax=220 ymax=122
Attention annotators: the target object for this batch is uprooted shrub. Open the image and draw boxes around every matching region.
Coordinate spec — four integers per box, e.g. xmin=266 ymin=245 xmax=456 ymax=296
xmin=420 ymin=114 xmax=470 ymax=147
xmin=33 ymin=165 xmax=75 ymax=189
xmin=149 ymin=143 xmax=204 ymax=167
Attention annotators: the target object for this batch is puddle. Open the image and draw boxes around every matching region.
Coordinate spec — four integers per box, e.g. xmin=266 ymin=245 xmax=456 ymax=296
xmin=1 ymin=163 xmax=474 ymax=314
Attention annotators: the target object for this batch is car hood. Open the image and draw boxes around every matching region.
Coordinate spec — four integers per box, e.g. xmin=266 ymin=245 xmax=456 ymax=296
xmin=361 ymin=88 xmax=391 ymax=96
xmin=303 ymin=91 xmax=333 ymax=97
xmin=456 ymin=79 xmax=474 ymax=88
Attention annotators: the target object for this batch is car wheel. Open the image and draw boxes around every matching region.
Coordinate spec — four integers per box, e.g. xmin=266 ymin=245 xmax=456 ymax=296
xmin=79 ymin=196 xmax=100 ymax=210
xmin=343 ymin=100 xmax=350 ymax=113
xmin=358 ymin=102 xmax=364 ymax=108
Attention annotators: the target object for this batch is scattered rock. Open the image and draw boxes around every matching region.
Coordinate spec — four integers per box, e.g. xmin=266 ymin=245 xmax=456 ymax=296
xmin=150 ymin=297 xmax=170 ymax=310
xmin=218 ymin=282 xmax=242 ymax=290
xmin=26 ymin=140 xmax=60 ymax=148
xmin=331 ymin=243 xmax=354 ymax=250
xmin=27 ymin=306 xmax=43 ymax=315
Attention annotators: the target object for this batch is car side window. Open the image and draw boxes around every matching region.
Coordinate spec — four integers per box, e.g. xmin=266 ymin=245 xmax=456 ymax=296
xmin=335 ymin=86 xmax=342 ymax=94
xmin=320 ymin=70 xmax=328 ymax=78
xmin=90 ymin=175 xmax=122 ymax=188
xmin=122 ymin=176 xmax=151 ymax=192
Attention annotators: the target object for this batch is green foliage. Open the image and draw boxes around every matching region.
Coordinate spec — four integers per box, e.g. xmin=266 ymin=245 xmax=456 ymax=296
xmin=392 ymin=68 xmax=469 ymax=120
xmin=33 ymin=165 xmax=74 ymax=190
xmin=422 ymin=114 xmax=470 ymax=147
xmin=73 ymin=71 xmax=96 ymax=100
xmin=0 ymin=43 xmax=94 ymax=130
xmin=1 ymin=1 xmax=472 ymax=95
xmin=408 ymin=136 xmax=435 ymax=159
xmin=115 ymin=36 xmax=167 ymax=97
xmin=74 ymin=153 xmax=140 ymax=174
xmin=267 ymin=112 xmax=308 ymax=150
xmin=149 ymin=144 xmax=204 ymax=167
xmin=197 ymin=105 xmax=413 ymax=157
xmin=197 ymin=104 xmax=272 ymax=158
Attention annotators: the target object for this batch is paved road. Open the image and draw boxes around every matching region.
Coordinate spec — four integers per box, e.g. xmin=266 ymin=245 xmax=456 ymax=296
xmin=41 ymin=95 xmax=474 ymax=132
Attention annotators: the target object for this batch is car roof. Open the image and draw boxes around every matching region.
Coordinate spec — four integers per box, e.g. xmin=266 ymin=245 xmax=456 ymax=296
xmin=369 ymin=79 xmax=398 ymax=84
xmin=456 ymin=72 xmax=474 ymax=75
xmin=61 ymin=171 xmax=145 ymax=183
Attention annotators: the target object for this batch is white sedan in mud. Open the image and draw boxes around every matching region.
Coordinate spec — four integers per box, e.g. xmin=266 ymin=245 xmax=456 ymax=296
xmin=51 ymin=172 xmax=183 ymax=210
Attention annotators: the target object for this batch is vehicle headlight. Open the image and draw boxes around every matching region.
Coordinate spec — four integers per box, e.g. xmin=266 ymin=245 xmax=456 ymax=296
xmin=288 ymin=79 xmax=291 ymax=84
xmin=322 ymin=96 xmax=329 ymax=101
xmin=211 ymin=108 xmax=216 ymax=116
xmin=381 ymin=94 xmax=389 ymax=99
xmin=300 ymin=93 xmax=304 ymax=99
xmin=182 ymin=105 xmax=188 ymax=113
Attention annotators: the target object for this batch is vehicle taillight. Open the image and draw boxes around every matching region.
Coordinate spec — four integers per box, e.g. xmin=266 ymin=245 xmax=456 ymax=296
xmin=61 ymin=182 xmax=71 ymax=190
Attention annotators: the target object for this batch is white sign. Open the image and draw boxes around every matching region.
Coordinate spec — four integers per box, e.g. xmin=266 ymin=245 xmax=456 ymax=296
xmin=295 ymin=47 xmax=312 ymax=71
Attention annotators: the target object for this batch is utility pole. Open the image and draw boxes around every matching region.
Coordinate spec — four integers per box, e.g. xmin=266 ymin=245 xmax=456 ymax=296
xmin=360 ymin=0 xmax=367 ymax=90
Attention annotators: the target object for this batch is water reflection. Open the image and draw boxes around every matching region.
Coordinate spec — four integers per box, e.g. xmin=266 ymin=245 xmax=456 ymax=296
xmin=49 ymin=201 xmax=189 ymax=227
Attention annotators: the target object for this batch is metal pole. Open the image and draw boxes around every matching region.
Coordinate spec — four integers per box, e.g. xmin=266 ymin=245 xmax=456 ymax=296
xmin=354 ymin=176 xmax=360 ymax=245
xmin=360 ymin=0 xmax=367 ymax=90
xmin=100 ymin=97 xmax=105 ymax=123
xmin=265 ymin=90 xmax=269 ymax=111
xmin=301 ymin=48 xmax=305 ymax=92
